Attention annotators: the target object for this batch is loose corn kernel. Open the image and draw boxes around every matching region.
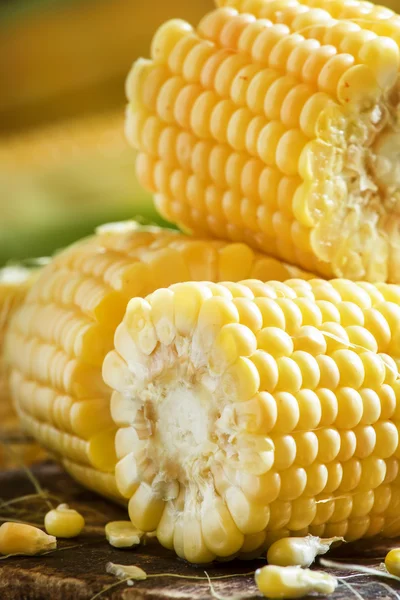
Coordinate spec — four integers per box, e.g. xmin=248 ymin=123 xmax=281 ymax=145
xmin=0 ymin=522 xmax=56 ymax=556
xmin=255 ymin=565 xmax=338 ymax=599
xmin=106 ymin=562 xmax=147 ymax=581
xmin=44 ymin=504 xmax=85 ymax=538
xmin=385 ymin=548 xmax=400 ymax=577
xmin=105 ymin=521 xmax=144 ymax=548
xmin=267 ymin=534 xmax=343 ymax=567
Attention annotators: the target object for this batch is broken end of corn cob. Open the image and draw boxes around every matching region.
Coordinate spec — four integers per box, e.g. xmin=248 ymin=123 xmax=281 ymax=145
xmin=127 ymin=0 xmax=400 ymax=282
xmin=104 ymin=277 xmax=400 ymax=563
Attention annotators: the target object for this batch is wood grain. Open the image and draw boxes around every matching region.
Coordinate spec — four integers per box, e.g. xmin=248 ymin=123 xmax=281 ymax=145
xmin=1 ymin=462 xmax=400 ymax=599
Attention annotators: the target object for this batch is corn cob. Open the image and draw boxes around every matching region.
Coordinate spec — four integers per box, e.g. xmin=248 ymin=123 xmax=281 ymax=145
xmin=103 ymin=277 xmax=400 ymax=563
xmin=127 ymin=0 xmax=400 ymax=282
xmin=5 ymin=221 xmax=310 ymax=499
xmin=0 ymin=265 xmax=46 ymax=469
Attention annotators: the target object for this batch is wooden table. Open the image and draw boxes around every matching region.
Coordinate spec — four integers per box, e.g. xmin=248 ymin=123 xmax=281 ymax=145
xmin=1 ymin=462 xmax=400 ymax=599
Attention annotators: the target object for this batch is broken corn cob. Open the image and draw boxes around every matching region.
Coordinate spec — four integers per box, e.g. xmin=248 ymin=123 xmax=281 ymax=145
xmin=0 ymin=265 xmax=45 ymax=469
xmin=104 ymin=277 xmax=400 ymax=563
xmin=5 ymin=221 xmax=310 ymax=499
xmin=128 ymin=0 xmax=400 ymax=282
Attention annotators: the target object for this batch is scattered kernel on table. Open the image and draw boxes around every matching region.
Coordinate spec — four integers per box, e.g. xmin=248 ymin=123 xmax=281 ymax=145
xmin=0 ymin=522 xmax=56 ymax=556
xmin=267 ymin=535 xmax=343 ymax=568
xmin=385 ymin=548 xmax=400 ymax=577
xmin=255 ymin=565 xmax=338 ymax=599
xmin=44 ymin=504 xmax=85 ymax=538
xmin=105 ymin=521 xmax=144 ymax=548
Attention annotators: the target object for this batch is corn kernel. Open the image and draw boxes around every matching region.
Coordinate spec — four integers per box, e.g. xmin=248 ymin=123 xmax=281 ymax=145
xmin=44 ymin=504 xmax=85 ymax=539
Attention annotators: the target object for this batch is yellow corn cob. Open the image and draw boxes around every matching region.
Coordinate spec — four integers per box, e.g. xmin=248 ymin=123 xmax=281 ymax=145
xmin=0 ymin=265 xmax=46 ymax=469
xmin=104 ymin=277 xmax=400 ymax=563
xmin=128 ymin=0 xmax=400 ymax=282
xmin=5 ymin=221 xmax=311 ymax=500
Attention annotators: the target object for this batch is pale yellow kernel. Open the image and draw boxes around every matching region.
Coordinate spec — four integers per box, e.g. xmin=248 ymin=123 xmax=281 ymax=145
xmin=288 ymin=497 xmax=317 ymax=530
xmin=337 ymin=430 xmax=357 ymax=462
xmin=0 ymin=523 xmax=57 ymax=556
xmin=318 ymin=53 xmax=355 ymax=95
xmin=194 ymin=295 xmax=239 ymax=354
xmin=359 ymin=36 xmax=399 ymax=90
xmin=291 ymin=326 xmax=324 ymax=356
xmin=151 ymin=19 xmax=193 ymax=63
xmin=316 ymin=357 xmax=340 ymax=390
xmin=238 ymin=18 xmax=272 ymax=55
xmin=275 ymin=357 xmax=302 ymax=393
xmin=353 ymin=425 xmax=376 ymax=459
xmin=252 ymin=24 xmax=290 ymax=65
xmin=359 ymin=389 xmax=381 ymax=425
xmin=215 ymin=53 xmax=250 ymax=97
xmin=276 ymin=129 xmax=309 ymax=177
xmin=296 ymin=389 xmax=321 ymax=430
xmin=359 ymin=457 xmax=387 ymax=491
xmin=183 ymin=41 xmax=215 ymax=83
xmin=239 ymin=470 xmax=280 ymax=504
xmin=316 ymin=300 xmax=341 ymax=323
xmin=279 ymin=466 xmax=307 ymax=501
xmin=225 ymin=486 xmax=270 ymax=534
xmin=374 ymin=421 xmax=398 ymax=459
xmin=272 ymin=434 xmax=296 ymax=471
xmin=173 ymin=85 xmax=202 ymax=130
xmin=265 ymin=75 xmax=298 ymax=121
xmin=44 ymin=504 xmax=85 ymax=539
xmin=274 ymin=392 xmax=300 ymax=433
xmin=291 ymin=351 xmax=320 ymax=389
xmin=255 ymin=298 xmax=285 ymax=329
xmin=198 ymin=7 xmax=237 ymax=43
xmin=257 ymin=327 xmax=294 ymax=357
xmin=202 ymin=496 xmax=244 ymax=557
xmin=190 ymin=90 xmax=218 ymax=139
xmin=268 ymin=500 xmax=292 ymax=531
xmin=258 ymin=121 xmax=286 ymax=167
xmin=293 ymin=431 xmax=318 ymax=467
xmin=364 ymin=309 xmax=391 ymax=352
xmin=129 ymin=483 xmax=165 ymax=532
xmin=210 ymin=323 xmax=257 ymax=374
xmin=379 ymin=384 xmax=397 ymax=420
xmin=221 ymin=356 xmax=260 ymax=402
xmin=250 ymin=351 xmax=279 ymax=392
xmin=324 ymin=462 xmax=343 ymax=494
xmin=316 ymin=428 xmax=341 ymax=463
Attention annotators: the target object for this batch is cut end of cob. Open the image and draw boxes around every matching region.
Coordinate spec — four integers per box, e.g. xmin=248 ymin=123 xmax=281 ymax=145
xmin=127 ymin=0 xmax=400 ymax=282
xmin=105 ymin=277 xmax=400 ymax=563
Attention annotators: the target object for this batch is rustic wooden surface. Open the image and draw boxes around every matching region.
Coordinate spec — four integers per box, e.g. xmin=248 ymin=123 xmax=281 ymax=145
xmin=0 ymin=462 xmax=400 ymax=599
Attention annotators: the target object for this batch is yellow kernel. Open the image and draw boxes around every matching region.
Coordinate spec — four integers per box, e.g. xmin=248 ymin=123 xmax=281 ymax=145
xmin=0 ymin=522 xmax=56 ymax=556
xmin=105 ymin=521 xmax=144 ymax=548
xmin=44 ymin=504 xmax=85 ymax=539
xmin=335 ymin=388 xmax=363 ymax=429
xmin=257 ymin=327 xmax=294 ymax=357
xmin=385 ymin=548 xmax=400 ymax=577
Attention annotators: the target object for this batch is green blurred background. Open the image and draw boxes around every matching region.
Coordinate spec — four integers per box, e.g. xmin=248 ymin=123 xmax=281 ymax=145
xmin=0 ymin=0 xmax=397 ymax=265
xmin=0 ymin=0 xmax=213 ymax=265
